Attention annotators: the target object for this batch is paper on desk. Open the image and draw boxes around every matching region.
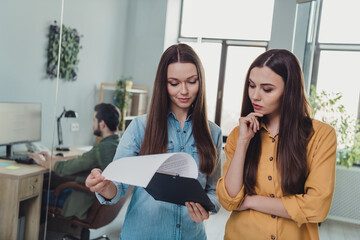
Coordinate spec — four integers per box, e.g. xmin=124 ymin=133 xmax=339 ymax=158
xmin=77 ymin=146 xmax=93 ymax=151
xmin=102 ymin=152 xmax=198 ymax=188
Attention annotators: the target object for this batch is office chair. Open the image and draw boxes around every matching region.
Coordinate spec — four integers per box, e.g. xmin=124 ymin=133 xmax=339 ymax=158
xmin=46 ymin=181 xmax=133 ymax=240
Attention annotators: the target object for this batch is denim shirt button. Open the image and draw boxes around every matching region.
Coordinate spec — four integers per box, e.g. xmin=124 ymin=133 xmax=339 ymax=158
xmin=176 ymin=224 xmax=181 ymax=228
xmin=180 ymin=146 xmax=184 ymax=150
xmin=183 ymin=130 xmax=186 ymax=133
xmin=177 ymin=129 xmax=180 ymax=132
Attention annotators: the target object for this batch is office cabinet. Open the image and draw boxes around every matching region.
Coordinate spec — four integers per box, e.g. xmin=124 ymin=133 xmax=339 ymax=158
xmin=0 ymin=160 xmax=47 ymax=239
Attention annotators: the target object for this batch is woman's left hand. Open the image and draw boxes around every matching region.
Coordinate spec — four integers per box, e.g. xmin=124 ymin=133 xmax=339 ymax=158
xmin=185 ymin=202 xmax=209 ymax=222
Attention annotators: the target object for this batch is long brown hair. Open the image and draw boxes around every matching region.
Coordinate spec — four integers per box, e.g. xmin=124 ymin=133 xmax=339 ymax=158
xmin=241 ymin=49 xmax=313 ymax=195
xmin=139 ymin=43 xmax=217 ymax=175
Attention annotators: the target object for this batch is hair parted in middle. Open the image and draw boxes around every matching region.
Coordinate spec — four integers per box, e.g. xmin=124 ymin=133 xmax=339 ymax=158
xmin=241 ymin=49 xmax=314 ymax=195
xmin=139 ymin=43 xmax=217 ymax=175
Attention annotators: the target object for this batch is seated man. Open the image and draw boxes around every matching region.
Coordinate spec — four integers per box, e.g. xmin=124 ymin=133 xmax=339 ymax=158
xmin=30 ymin=103 xmax=121 ymax=220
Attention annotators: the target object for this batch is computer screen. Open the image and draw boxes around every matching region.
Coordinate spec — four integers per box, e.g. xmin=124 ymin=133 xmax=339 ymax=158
xmin=0 ymin=102 xmax=41 ymax=157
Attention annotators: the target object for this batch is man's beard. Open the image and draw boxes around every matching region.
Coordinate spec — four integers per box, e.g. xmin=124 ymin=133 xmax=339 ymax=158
xmin=93 ymin=122 xmax=102 ymax=137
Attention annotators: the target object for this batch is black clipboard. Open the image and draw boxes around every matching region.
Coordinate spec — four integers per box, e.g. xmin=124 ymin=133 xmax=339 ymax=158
xmin=144 ymin=172 xmax=215 ymax=212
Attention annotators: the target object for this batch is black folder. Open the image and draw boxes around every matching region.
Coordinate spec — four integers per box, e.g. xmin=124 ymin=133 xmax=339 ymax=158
xmin=144 ymin=172 xmax=215 ymax=212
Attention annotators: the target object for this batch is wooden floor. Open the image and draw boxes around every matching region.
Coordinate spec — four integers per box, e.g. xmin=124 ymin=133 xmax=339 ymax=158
xmin=44 ymin=199 xmax=360 ymax=240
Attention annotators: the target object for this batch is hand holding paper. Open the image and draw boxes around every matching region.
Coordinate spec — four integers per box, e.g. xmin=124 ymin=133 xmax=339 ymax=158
xmin=85 ymin=168 xmax=117 ymax=200
xmin=102 ymin=152 xmax=215 ymax=211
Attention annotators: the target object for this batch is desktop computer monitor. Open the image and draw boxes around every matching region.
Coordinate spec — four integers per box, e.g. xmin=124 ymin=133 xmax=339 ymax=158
xmin=0 ymin=102 xmax=41 ymax=158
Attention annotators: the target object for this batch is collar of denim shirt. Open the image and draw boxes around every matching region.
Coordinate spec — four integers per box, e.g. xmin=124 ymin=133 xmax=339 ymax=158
xmin=167 ymin=110 xmax=193 ymax=122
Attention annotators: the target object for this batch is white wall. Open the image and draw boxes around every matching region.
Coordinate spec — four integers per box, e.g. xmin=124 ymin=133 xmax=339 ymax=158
xmin=269 ymin=0 xmax=298 ymax=50
xmin=0 ymin=0 xmax=169 ymax=151
xmin=54 ymin=0 xmax=129 ymax=147
xmin=0 ymin=0 xmax=63 ymax=150
xmin=122 ymin=0 xmax=168 ymax=99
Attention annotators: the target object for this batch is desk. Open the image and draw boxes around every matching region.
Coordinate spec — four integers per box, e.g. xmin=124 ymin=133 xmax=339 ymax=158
xmin=53 ymin=145 xmax=91 ymax=157
xmin=0 ymin=146 xmax=89 ymax=239
xmin=0 ymin=159 xmax=47 ymax=240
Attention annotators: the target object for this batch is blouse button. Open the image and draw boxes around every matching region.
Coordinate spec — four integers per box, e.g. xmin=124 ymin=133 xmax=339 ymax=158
xmin=268 ymin=176 xmax=272 ymax=181
xmin=271 ymin=235 xmax=276 ymax=240
xmin=177 ymin=129 xmax=180 ymax=132
xmin=180 ymin=146 xmax=184 ymax=150
xmin=183 ymin=130 xmax=186 ymax=133
xmin=270 ymin=194 xmax=275 ymax=198
xmin=271 ymin=215 xmax=276 ymax=219
xmin=272 ymin=138 xmax=275 ymax=143
xmin=269 ymin=157 xmax=273 ymax=161
xmin=176 ymin=224 xmax=181 ymax=228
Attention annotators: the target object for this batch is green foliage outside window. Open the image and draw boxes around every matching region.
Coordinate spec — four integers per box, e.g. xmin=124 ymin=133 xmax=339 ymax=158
xmin=46 ymin=21 xmax=82 ymax=81
xmin=309 ymin=85 xmax=360 ymax=167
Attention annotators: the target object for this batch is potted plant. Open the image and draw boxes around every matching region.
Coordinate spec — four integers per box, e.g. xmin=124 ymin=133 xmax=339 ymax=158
xmin=113 ymin=76 xmax=133 ymax=131
xmin=309 ymin=85 xmax=360 ymax=167
xmin=309 ymin=85 xmax=360 ymax=224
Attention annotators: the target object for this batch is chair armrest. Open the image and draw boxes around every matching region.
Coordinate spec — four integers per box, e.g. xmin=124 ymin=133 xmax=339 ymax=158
xmin=52 ymin=181 xmax=93 ymax=197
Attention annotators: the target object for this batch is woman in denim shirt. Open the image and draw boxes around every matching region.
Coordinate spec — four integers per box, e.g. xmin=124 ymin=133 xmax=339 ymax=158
xmin=86 ymin=43 xmax=223 ymax=240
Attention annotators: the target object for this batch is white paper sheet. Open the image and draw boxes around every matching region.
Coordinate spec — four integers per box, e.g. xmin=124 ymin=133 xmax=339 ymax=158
xmin=102 ymin=152 xmax=198 ymax=188
xmin=76 ymin=146 xmax=93 ymax=151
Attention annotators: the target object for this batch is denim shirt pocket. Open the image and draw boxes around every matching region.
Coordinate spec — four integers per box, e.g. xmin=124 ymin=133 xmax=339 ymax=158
xmin=167 ymin=140 xmax=174 ymax=153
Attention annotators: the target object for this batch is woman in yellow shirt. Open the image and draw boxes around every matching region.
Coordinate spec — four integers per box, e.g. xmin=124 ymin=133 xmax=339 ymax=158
xmin=216 ymin=49 xmax=337 ymax=240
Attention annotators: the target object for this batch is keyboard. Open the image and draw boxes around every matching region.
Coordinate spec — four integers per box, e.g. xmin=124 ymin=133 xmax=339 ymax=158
xmin=9 ymin=154 xmax=36 ymax=164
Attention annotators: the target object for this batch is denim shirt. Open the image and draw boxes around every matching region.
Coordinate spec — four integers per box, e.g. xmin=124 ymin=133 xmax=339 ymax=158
xmin=96 ymin=113 xmax=222 ymax=240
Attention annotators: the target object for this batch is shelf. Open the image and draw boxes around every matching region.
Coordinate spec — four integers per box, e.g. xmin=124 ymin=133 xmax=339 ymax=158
xmin=98 ymin=82 xmax=148 ymax=132
xmin=127 ymin=88 xmax=147 ymax=94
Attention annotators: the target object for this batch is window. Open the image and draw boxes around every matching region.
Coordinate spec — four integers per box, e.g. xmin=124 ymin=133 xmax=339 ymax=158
xmin=181 ymin=0 xmax=273 ymax=40
xmin=311 ymin=0 xmax=360 ymax=121
xmin=179 ymin=0 xmax=274 ymax=136
xmin=220 ymin=46 xmax=265 ymax=134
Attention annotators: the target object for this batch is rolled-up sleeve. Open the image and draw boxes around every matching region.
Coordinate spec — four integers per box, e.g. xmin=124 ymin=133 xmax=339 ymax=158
xmin=281 ymin=125 xmax=337 ymax=226
xmin=216 ymin=127 xmax=246 ymax=211
xmin=96 ymin=181 xmax=129 ymax=205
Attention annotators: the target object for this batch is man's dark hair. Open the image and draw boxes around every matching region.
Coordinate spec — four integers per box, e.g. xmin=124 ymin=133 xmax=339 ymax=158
xmin=94 ymin=103 xmax=120 ymax=131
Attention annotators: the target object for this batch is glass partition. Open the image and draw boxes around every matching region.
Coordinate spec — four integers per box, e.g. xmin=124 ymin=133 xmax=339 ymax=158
xmin=0 ymin=0 xmax=64 ymax=239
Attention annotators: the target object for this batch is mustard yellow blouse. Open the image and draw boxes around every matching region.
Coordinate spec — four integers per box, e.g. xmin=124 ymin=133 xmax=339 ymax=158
xmin=216 ymin=119 xmax=337 ymax=240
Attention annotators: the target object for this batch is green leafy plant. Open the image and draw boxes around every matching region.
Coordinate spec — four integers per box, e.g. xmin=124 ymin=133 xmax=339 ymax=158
xmin=309 ymin=85 xmax=360 ymax=167
xmin=46 ymin=21 xmax=82 ymax=81
xmin=113 ymin=76 xmax=133 ymax=130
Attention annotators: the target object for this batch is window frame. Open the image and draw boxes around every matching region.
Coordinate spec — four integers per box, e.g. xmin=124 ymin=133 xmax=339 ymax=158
xmin=178 ymin=0 xmax=270 ymax=133
xmin=309 ymin=0 xmax=360 ymax=121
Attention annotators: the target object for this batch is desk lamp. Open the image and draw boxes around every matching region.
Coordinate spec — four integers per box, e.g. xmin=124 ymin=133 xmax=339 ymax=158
xmin=56 ymin=108 xmax=78 ymax=151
